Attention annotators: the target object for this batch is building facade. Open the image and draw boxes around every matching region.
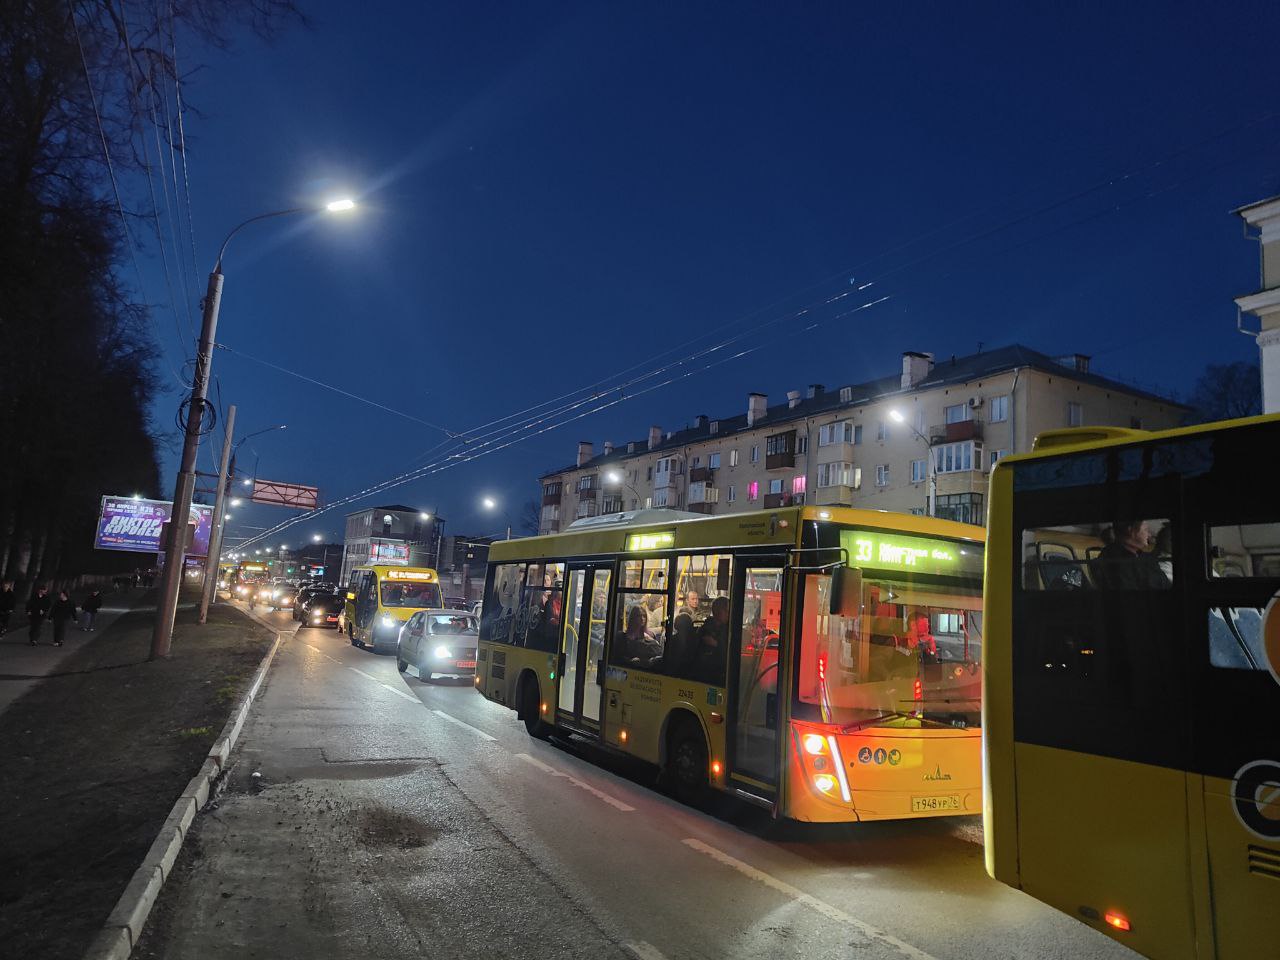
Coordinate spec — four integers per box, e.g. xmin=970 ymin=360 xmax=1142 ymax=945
xmin=1235 ymin=194 xmax=1280 ymax=414
xmin=340 ymin=505 xmax=442 ymax=584
xmin=537 ymin=344 xmax=1186 ymax=534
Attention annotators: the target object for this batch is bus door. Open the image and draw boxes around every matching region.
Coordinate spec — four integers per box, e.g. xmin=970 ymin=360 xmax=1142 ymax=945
xmin=354 ymin=571 xmax=378 ymax=640
xmin=727 ymin=560 xmax=786 ymax=797
xmin=558 ymin=564 xmax=612 ymax=731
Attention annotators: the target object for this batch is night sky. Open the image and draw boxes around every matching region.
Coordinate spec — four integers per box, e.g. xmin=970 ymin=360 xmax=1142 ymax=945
xmin=138 ymin=1 xmax=1280 ymax=548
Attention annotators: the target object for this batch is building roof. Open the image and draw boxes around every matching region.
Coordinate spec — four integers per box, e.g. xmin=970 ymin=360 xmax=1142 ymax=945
xmin=344 ymin=504 xmax=422 ymax=518
xmin=541 ymin=343 xmax=1188 ymax=479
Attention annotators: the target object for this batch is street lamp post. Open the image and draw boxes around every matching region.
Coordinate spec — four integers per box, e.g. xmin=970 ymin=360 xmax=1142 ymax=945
xmin=151 ymin=199 xmax=355 ymax=659
xmin=890 ymin=410 xmax=936 ymax=517
xmin=604 ymin=470 xmax=643 ymax=509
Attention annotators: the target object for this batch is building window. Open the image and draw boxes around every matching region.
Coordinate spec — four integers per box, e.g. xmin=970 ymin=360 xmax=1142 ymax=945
xmin=727 ymin=484 xmax=736 ymax=503
xmin=944 ymin=403 xmax=971 ymax=424
xmin=577 ymin=475 xmax=596 ymax=491
xmin=818 ymin=421 xmax=855 ymax=447
xmin=908 ymin=507 xmax=925 ymax=516
xmin=1068 ymin=402 xmax=1083 ymax=427
xmin=601 ymin=495 xmax=623 ymax=514
xmin=876 ymin=464 xmax=889 ymax=486
xmin=748 ymin=481 xmax=759 ymax=501
xmin=853 ymin=466 xmax=862 ymax=489
xmin=990 ymin=395 xmax=1009 ymax=422
xmin=751 ymin=445 xmax=760 ymax=463
xmin=729 ymin=449 xmax=739 ymax=467
xmin=646 ymin=466 xmax=653 ymax=480
xmin=935 ymin=493 xmax=984 ymax=526
xmin=710 ymin=420 xmax=719 ymax=434
xmin=692 ymin=456 xmax=701 ymax=468
xmin=853 ymin=424 xmax=862 ymax=445
xmin=768 ymin=478 xmax=783 ymax=495
xmin=1130 ymin=416 xmax=1143 ymax=429
xmin=708 ymin=452 xmax=721 ymax=469
xmin=817 ymin=462 xmax=853 ymax=487
xmin=630 ymin=499 xmax=638 ymax=511
xmin=911 ymin=459 xmax=926 ymax=483
xmin=543 ymin=481 xmax=561 ymax=497
xmin=839 ymin=387 xmax=853 ymax=402
xmin=934 ymin=440 xmax=979 ymax=474
xmin=654 ymin=489 xmax=669 ymax=507
xmin=792 ymin=475 xmax=806 ymax=495
xmin=876 ymin=420 xmax=889 ymax=442
xmin=576 ymin=500 xmax=597 ymax=518
xmin=796 ymin=435 xmax=807 ymax=455
xmin=915 ymin=409 xmax=926 ymax=434
xmin=990 ymin=449 xmax=1008 ymax=469
xmin=765 ymin=434 xmax=792 ymax=456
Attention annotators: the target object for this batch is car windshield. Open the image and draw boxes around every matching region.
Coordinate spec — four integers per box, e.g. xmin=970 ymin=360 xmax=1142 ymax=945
xmin=426 ymin=614 xmax=478 ymax=635
xmin=796 ymin=568 xmax=983 ymax=728
xmin=378 ymin=580 xmax=442 ymax=608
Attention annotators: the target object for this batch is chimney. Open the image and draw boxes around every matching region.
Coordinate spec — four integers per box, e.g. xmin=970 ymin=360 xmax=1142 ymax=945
xmin=694 ymin=414 xmax=708 ymax=429
xmin=648 ymin=426 xmax=662 ymax=450
xmin=787 ymin=390 xmax=801 ymax=409
xmin=807 ymin=384 xmax=824 ymax=399
xmin=747 ymin=392 xmax=767 ymax=427
xmin=627 ymin=441 xmax=637 ymax=454
xmin=603 ymin=441 xmax=614 ymax=455
xmin=577 ymin=441 xmax=593 ymax=467
xmin=901 ymin=351 xmax=934 ymax=390
xmin=1054 ymin=353 xmax=1092 ymax=374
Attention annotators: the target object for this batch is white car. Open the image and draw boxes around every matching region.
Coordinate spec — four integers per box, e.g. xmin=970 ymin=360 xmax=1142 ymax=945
xmin=397 ymin=610 xmax=479 ymax=682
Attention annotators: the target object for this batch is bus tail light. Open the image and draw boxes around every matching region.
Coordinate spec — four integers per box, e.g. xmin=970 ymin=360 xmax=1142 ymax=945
xmin=620 ymin=729 xmax=628 ymax=743
xmin=913 ymin=678 xmax=923 ymax=701
xmin=540 ymin=702 xmax=548 ymax=714
xmin=1104 ymin=912 xmax=1131 ymax=932
xmin=711 ymin=760 xmax=722 ymax=777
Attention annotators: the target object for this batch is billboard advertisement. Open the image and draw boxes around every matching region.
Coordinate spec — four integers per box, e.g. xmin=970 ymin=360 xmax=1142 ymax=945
xmin=370 ymin=541 xmax=410 ymax=564
xmin=251 ymin=479 xmax=319 ymax=510
xmin=94 ymin=496 xmax=214 ymax=557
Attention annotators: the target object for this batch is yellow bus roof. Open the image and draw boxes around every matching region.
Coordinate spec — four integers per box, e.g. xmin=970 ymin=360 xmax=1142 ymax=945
xmin=998 ymin=411 xmax=1280 ymax=466
xmin=489 ymin=506 xmax=983 ymax=563
xmin=351 ymin=565 xmax=439 ymax=581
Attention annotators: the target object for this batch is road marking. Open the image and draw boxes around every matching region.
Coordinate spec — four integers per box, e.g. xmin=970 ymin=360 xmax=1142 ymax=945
xmin=433 ymin=709 xmax=498 ymax=742
xmin=381 ymin=682 xmax=419 ymax=702
xmin=681 ymin=838 xmax=938 ymax=960
xmin=623 ymin=942 xmax=669 ymax=960
xmin=348 ymin=666 xmax=383 ymax=684
xmin=515 ymin=753 xmax=636 ymax=812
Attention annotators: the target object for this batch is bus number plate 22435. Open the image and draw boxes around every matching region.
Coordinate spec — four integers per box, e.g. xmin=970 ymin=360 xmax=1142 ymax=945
xmin=911 ymin=795 xmax=961 ymax=812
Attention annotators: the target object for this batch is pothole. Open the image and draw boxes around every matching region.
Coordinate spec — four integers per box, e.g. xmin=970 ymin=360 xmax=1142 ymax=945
xmin=357 ymin=805 xmax=439 ymax=849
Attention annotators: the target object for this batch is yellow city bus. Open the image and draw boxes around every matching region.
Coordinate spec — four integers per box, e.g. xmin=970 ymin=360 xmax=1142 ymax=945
xmin=475 ymin=506 xmax=985 ymax=821
xmin=984 ymin=415 xmax=1280 ymax=960
xmin=343 ymin=565 xmax=444 ymax=652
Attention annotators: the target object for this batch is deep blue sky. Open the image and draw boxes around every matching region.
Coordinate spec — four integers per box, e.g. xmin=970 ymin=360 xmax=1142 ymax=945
xmin=136 ymin=1 xmax=1280 ymax=547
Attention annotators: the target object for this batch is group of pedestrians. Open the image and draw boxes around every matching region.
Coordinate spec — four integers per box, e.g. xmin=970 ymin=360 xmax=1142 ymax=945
xmin=0 ymin=581 xmax=104 ymax=647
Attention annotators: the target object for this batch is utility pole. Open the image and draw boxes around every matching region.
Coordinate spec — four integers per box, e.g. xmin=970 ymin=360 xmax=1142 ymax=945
xmin=151 ymin=270 xmax=223 ymax=659
xmin=199 ymin=404 xmax=236 ymax=624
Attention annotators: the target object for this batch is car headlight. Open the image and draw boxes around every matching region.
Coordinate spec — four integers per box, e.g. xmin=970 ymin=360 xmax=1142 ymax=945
xmin=381 ymin=616 xmax=396 ymax=629
xmin=434 ymin=644 xmax=452 ymax=659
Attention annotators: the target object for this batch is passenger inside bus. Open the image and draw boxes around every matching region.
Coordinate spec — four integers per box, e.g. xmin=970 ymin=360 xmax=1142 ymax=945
xmin=618 ymin=605 xmax=662 ymax=665
xmin=1091 ymin=520 xmax=1170 ymax=590
xmin=690 ymin=596 xmax=730 ymax=683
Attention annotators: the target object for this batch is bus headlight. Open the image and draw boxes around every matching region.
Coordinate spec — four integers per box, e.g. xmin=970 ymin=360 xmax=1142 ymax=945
xmin=381 ymin=616 xmax=396 ymax=629
xmin=814 ymin=774 xmax=837 ymax=794
xmin=434 ymin=645 xmax=452 ymax=659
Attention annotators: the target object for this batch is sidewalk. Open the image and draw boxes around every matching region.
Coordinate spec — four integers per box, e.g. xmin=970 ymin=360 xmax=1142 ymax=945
xmin=0 ymin=587 xmax=154 ymax=716
xmin=0 ymin=590 xmax=276 ymax=960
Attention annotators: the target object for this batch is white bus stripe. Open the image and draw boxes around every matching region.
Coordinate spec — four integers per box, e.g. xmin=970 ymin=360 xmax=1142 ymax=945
xmin=681 ymin=838 xmax=939 ymax=960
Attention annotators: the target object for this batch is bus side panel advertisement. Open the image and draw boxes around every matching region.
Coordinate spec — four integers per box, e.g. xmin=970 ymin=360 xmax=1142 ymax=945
xmin=94 ymin=496 xmax=214 ymax=556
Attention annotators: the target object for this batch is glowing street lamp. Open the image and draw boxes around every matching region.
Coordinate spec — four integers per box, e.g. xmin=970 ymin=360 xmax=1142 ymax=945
xmin=889 ymin=409 xmax=936 ymax=517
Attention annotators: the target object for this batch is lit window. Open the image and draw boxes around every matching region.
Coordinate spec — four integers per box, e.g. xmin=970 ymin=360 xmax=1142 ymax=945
xmin=768 ymin=478 xmax=783 ymax=495
xmin=792 ymin=475 xmax=806 ymax=495
xmin=748 ymin=481 xmax=759 ymax=501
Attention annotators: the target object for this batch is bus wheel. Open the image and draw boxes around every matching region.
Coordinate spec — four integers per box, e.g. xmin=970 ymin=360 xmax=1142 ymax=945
xmin=666 ymin=719 xmax=709 ymax=804
xmin=520 ymin=679 xmax=551 ymax=740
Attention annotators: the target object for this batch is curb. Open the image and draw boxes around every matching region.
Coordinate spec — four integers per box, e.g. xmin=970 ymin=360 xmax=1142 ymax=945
xmin=83 ymin=629 xmax=284 ymax=960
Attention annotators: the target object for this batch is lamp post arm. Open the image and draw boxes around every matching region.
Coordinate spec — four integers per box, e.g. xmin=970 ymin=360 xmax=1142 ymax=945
xmin=214 ymin=208 xmax=305 ymax=272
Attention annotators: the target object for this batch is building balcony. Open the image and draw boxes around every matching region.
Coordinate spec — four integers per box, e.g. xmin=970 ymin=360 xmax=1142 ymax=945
xmin=686 ymin=502 xmax=716 ymax=515
xmin=653 ymin=473 xmax=678 ymax=489
xmin=600 ymin=497 xmax=624 ymax=514
xmin=763 ymin=492 xmax=793 ymax=509
xmin=813 ymin=485 xmax=856 ymax=507
xmin=929 ymin=419 xmax=984 ymax=443
xmin=576 ymin=487 xmax=597 ymax=500
xmin=813 ymin=442 xmax=855 ymax=462
xmin=542 ymin=490 xmax=562 ymax=506
xmin=688 ymin=486 xmax=720 ymax=506
xmin=688 ymin=465 xmax=716 ymax=483
xmin=765 ymin=451 xmax=796 ymax=470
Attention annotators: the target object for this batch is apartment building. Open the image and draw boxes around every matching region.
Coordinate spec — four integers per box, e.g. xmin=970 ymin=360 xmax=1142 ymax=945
xmin=1235 ymin=193 xmax=1280 ymax=413
xmin=340 ymin=505 xmax=442 ymax=584
xmin=536 ymin=344 xmax=1187 ymax=534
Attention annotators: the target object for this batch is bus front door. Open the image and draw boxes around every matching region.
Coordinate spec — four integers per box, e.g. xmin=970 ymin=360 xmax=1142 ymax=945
xmin=728 ymin=562 xmax=786 ymax=800
xmin=558 ymin=564 xmax=611 ymax=732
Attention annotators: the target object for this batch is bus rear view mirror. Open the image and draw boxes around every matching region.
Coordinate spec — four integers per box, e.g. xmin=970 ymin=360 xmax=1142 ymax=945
xmin=829 ymin=566 xmax=861 ymax=619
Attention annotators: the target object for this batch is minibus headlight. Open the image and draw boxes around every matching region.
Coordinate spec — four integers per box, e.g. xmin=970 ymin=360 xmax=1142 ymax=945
xmin=434 ymin=645 xmax=452 ymax=659
xmin=381 ymin=616 xmax=396 ymax=629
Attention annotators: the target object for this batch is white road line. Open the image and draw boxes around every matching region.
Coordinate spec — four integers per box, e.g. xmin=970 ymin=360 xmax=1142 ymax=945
xmin=433 ymin=709 xmax=498 ymax=742
xmin=381 ymin=683 xmax=420 ymax=702
xmin=348 ymin=666 xmax=383 ymax=684
xmin=623 ymin=941 xmax=669 ymax=960
xmin=681 ymin=838 xmax=938 ymax=960
xmin=515 ymin=753 xmax=636 ymax=812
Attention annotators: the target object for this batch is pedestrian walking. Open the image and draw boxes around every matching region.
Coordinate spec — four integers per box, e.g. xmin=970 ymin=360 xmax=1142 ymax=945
xmin=81 ymin=589 xmax=103 ymax=631
xmin=0 ymin=580 xmax=15 ymax=636
xmin=50 ymin=591 xmax=78 ymax=647
xmin=26 ymin=586 xmax=51 ymax=646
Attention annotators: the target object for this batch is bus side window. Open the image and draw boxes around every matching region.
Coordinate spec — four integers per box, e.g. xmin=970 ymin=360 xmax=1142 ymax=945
xmin=480 ymin=563 xmax=524 ymax=645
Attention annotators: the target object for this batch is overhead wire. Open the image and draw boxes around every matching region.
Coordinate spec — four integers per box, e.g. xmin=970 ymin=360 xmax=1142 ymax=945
xmin=165 ymin=0 xmax=202 ymax=289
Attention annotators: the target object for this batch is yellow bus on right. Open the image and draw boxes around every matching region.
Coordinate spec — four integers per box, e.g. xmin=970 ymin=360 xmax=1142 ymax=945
xmin=983 ymin=413 xmax=1280 ymax=960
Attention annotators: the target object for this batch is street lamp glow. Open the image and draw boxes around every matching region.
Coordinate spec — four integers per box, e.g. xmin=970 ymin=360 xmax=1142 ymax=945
xmin=889 ymin=409 xmax=906 ymax=423
xmin=255 ymin=550 xmax=261 ymax=555
xmin=313 ymin=534 xmax=322 ymax=542
xmin=606 ymin=471 xmax=623 ymax=484
xmin=419 ymin=512 xmax=431 ymax=521
xmin=326 ymin=197 xmax=356 ymax=212
xmin=230 ymin=498 xmax=242 ymax=507
xmin=482 ymin=497 xmax=497 ymax=510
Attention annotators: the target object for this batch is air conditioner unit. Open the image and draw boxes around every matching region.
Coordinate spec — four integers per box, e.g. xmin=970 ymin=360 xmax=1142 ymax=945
xmin=968 ymin=396 xmax=984 ymax=409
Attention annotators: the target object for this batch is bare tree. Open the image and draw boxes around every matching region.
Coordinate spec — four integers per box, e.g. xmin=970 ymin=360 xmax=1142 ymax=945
xmin=1188 ymin=361 xmax=1261 ymax=423
xmin=520 ymin=498 xmax=541 ymax=536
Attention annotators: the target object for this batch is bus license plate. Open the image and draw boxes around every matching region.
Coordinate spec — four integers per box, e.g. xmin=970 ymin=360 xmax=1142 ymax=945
xmin=912 ymin=795 xmax=960 ymax=812
xmin=456 ymin=660 xmax=477 ymax=669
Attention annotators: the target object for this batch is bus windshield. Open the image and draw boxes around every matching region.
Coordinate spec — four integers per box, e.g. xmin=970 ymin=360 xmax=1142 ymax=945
xmin=378 ymin=580 xmax=442 ymax=608
xmin=796 ymin=569 xmax=983 ymax=728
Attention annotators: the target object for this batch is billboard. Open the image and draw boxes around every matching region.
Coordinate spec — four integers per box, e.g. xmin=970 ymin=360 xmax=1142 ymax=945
xmin=250 ymin=479 xmax=319 ymax=510
xmin=370 ymin=541 xmax=410 ymax=564
xmin=94 ymin=496 xmax=214 ymax=557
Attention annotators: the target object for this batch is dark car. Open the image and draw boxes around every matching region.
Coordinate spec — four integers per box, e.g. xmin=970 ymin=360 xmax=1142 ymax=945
xmin=301 ymin=593 xmax=344 ymax=629
xmin=294 ymin=583 xmax=335 ymax=621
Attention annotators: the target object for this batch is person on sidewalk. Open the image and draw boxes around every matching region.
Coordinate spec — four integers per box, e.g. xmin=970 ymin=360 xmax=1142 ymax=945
xmin=0 ymin=580 xmax=15 ymax=636
xmin=26 ymin=586 xmax=52 ymax=646
xmin=50 ymin=591 xmax=78 ymax=646
xmin=81 ymin=589 xmax=103 ymax=631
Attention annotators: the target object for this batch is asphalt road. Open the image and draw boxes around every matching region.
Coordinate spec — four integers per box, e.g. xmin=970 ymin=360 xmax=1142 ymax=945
xmin=139 ymin=603 xmax=1138 ymax=960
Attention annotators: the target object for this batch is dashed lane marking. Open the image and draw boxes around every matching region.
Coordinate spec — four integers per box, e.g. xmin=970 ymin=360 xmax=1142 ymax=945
xmin=515 ymin=752 xmax=636 ymax=812
xmin=433 ymin=709 xmax=499 ymax=742
xmin=381 ymin=682 xmax=420 ymax=702
xmin=681 ymin=838 xmax=939 ymax=960
xmin=623 ymin=942 xmax=669 ymax=960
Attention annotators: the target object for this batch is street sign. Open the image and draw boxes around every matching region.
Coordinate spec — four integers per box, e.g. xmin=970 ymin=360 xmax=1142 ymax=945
xmin=94 ymin=496 xmax=214 ymax=556
xmin=250 ymin=479 xmax=319 ymax=510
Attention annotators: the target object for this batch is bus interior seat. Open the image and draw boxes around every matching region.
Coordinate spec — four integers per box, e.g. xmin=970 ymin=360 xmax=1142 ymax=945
xmin=1034 ymin=541 xmax=1091 ymax=591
